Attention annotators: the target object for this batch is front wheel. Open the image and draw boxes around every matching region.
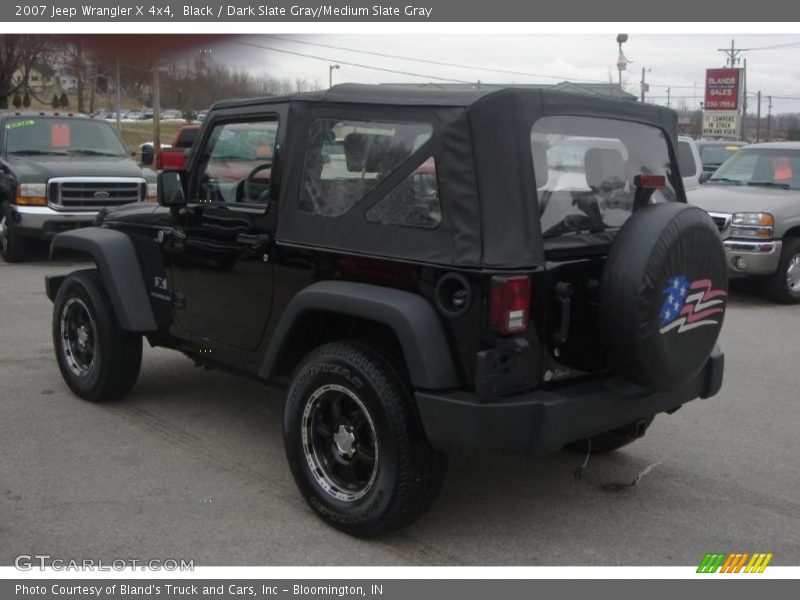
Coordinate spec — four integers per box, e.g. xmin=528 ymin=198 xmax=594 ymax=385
xmin=52 ymin=269 xmax=143 ymax=402
xmin=766 ymin=238 xmax=800 ymax=304
xmin=0 ymin=212 xmax=27 ymax=263
xmin=283 ymin=341 xmax=446 ymax=537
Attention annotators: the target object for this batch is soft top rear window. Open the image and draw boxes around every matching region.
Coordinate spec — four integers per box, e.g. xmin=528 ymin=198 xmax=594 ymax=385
xmin=531 ymin=115 xmax=677 ymax=238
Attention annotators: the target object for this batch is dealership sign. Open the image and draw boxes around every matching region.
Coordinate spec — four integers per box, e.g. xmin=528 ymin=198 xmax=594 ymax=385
xmin=704 ymin=68 xmax=742 ymax=111
xmin=703 ymin=111 xmax=740 ymax=138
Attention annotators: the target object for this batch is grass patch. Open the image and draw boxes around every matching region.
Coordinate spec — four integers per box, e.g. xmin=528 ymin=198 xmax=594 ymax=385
xmin=114 ymin=121 xmax=188 ymax=150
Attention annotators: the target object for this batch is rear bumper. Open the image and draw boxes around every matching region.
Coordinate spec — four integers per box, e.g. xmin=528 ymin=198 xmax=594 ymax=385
xmin=11 ymin=205 xmax=97 ymax=240
xmin=415 ymin=346 xmax=724 ymax=454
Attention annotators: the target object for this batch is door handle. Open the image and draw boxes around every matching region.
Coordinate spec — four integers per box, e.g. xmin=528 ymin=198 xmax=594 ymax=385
xmin=236 ymin=233 xmax=271 ymax=250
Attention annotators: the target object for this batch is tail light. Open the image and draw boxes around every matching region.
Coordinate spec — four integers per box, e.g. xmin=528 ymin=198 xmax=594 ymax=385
xmin=490 ymin=275 xmax=531 ymax=335
xmin=634 ymin=174 xmax=666 ymax=189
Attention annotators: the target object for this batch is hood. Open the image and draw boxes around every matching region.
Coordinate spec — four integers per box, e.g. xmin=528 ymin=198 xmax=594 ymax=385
xmin=687 ymin=183 xmax=800 ymax=214
xmin=7 ymin=155 xmax=154 ymax=182
xmin=99 ymin=201 xmax=163 ymax=224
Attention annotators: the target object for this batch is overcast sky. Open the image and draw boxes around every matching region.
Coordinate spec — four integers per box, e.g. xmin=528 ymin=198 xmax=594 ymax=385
xmin=204 ymin=34 xmax=800 ymax=114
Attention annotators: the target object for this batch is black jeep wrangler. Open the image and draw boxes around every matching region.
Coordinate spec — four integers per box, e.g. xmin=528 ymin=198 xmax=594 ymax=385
xmin=45 ymin=85 xmax=727 ymax=537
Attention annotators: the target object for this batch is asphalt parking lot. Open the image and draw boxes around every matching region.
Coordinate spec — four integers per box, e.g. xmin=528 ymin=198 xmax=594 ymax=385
xmin=2 ymin=251 xmax=799 ymax=566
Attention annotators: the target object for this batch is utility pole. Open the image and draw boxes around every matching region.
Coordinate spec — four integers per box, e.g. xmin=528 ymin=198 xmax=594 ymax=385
xmin=115 ymin=57 xmax=121 ymax=136
xmin=152 ymin=65 xmax=160 ymax=155
xmin=640 ymin=67 xmax=649 ymax=103
xmin=718 ymin=39 xmax=744 ymax=67
xmin=328 ymin=64 xmax=340 ymax=88
xmin=742 ymin=58 xmax=747 ymax=141
xmin=766 ymin=96 xmax=773 ymax=142
xmin=666 ymin=87 xmax=671 ymax=109
xmin=756 ymin=91 xmax=762 ymax=142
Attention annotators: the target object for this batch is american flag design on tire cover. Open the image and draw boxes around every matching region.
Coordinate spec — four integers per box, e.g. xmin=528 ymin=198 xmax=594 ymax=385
xmin=659 ymin=275 xmax=727 ymax=334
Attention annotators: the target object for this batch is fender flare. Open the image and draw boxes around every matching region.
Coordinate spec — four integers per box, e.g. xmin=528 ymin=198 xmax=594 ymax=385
xmin=49 ymin=227 xmax=157 ymax=332
xmin=259 ymin=280 xmax=460 ymax=390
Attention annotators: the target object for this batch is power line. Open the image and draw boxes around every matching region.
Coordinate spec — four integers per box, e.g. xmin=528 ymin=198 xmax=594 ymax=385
xmin=231 ymin=39 xmax=474 ymax=84
xmin=266 ymin=35 xmax=610 ymax=84
xmin=739 ymin=40 xmax=800 ymax=51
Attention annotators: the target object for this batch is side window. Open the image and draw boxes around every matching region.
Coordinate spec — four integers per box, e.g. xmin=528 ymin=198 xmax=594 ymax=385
xmin=366 ymin=157 xmax=441 ymax=229
xmin=298 ymin=118 xmax=433 ymax=217
xmin=195 ymin=119 xmax=278 ymax=205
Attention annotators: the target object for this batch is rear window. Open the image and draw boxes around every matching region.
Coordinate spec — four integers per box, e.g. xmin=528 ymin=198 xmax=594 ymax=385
xmin=532 ymin=116 xmax=677 ymax=238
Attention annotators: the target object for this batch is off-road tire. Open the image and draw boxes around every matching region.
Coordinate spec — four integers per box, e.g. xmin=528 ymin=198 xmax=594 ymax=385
xmin=283 ymin=341 xmax=446 ymax=537
xmin=52 ymin=269 xmax=142 ymax=402
xmin=766 ymin=237 xmax=800 ymax=304
xmin=0 ymin=211 xmax=27 ymax=263
xmin=564 ymin=417 xmax=654 ymax=455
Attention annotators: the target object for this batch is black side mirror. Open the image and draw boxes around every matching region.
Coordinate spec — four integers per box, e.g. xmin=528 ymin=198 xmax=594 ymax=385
xmin=158 ymin=170 xmax=186 ymax=208
xmin=141 ymin=145 xmax=155 ymax=166
xmin=699 ymin=171 xmax=712 ymax=184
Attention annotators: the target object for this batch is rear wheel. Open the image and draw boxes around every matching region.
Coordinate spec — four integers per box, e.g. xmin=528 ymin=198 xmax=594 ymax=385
xmin=283 ymin=341 xmax=446 ymax=537
xmin=766 ymin=237 xmax=800 ymax=304
xmin=52 ymin=269 xmax=143 ymax=402
xmin=0 ymin=212 xmax=27 ymax=263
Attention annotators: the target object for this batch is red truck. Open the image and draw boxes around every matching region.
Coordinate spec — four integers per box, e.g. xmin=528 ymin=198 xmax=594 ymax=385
xmin=155 ymin=124 xmax=201 ymax=170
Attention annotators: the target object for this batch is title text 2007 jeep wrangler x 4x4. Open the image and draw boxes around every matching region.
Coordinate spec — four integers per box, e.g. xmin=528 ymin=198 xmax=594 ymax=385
xmin=45 ymin=85 xmax=726 ymax=537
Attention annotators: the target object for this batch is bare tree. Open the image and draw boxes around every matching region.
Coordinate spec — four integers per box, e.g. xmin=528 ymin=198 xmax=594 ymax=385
xmin=0 ymin=35 xmax=52 ymax=107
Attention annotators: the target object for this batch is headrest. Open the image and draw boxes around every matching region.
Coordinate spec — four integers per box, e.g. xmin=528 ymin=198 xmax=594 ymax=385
xmin=585 ymin=147 xmax=625 ymax=189
xmin=344 ymin=133 xmax=406 ymax=172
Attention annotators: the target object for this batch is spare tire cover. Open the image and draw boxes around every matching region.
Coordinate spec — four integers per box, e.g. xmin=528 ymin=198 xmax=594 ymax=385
xmin=599 ymin=203 xmax=727 ymax=390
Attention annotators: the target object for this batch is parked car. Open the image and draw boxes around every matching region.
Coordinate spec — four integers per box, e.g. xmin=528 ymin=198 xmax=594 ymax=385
xmin=195 ymin=109 xmax=208 ymax=122
xmin=689 ymin=142 xmax=800 ymax=303
xmin=160 ymin=109 xmax=184 ymax=121
xmin=696 ymin=139 xmax=747 ymax=176
xmin=124 ymin=109 xmax=143 ymax=120
xmin=0 ymin=111 xmax=157 ymax=262
xmin=676 ymin=135 xmax=704 ymax=190
xmin=155 ymin=124 xmax=201 ymax=170
xmin=45 ymin=85 xmax=726 ymax=536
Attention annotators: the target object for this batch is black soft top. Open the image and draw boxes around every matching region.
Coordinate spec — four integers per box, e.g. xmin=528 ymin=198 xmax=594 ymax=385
xmin=214 ymin=85 xmax=679 ymax=268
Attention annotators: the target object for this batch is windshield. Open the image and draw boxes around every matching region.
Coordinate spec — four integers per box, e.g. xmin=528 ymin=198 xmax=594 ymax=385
xmin=700 ymin=144 xmax=743 ymax=166
xmin=532 ymin=116 xmax=678 ymax=238
xmin=710 ymin=148 xmax=800 ymax=189
xmin=4 ymin=117 xmax=128 ymax=157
